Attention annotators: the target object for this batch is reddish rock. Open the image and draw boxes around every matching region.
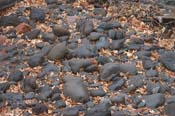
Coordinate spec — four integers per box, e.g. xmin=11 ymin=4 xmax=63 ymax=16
xmin=15 ymin=23 xmax=31 ymax=34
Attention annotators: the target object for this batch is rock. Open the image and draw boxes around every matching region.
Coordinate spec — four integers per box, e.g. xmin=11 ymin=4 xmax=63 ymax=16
xmin=8 ymin=70 xmax=23 ymax=82
xmin=54 ymin=100 xmax=66 ymax=108
xmin=97 ymin=56 xmax=112 ymax=65
xmin=136 ymin=51 xmax=151 ymax=59
xmin=51 ymin=93 xmax=61 ymax=101
xmin=111 ymin=39 xmax=125 ymax=50
xmin=145 ymin=69 xmax=158 ymax=77
xmin=47 ymin=43 xmax=68 ymax=60
xmin=22 ymin=77 xmax=37 ymax=92
xmin=70 ymin=44 xmax=97 ymax=58
xmin=108 ymin=79 xmax=125 ymax=91
xmin=108 ymin=29 xmax=116 ymax=39
xmin=165 ymin=103 xmax=175 ymax=116
xmin=15 ymin=23 xmax=31 ymax=34
xmin=87 ymin=32 xmax=103 ymax=41
xmin=90 ymin=88 xmax=106 ymax=97
xmin=0 ymin=0 xmax=17 ymax=10
xmin=68 ymin=58 xmax=92 ymax=73
xmin=0 ymin=82 xmax=10 ymax=93
xmin=24 ymin=92 xmax=35 ymax=99
xmin=143 ymin=58 xmax=156 ymax=70
xmin=63 ymin=107 xmax=79 ymax=116
xmin=128 ymin=75 xmax=144 ymax=88
xmin=32 ymin=103 xmax=48 ymax=115
xmin=115 ymin=30 xmax=125 ymax=40
xmin=76 ymin=18 xmax=94 ymax=35
xmin=63 ymin=75 xmax=89 ymax=102
xmin=45 ymin=0 xmax=57 ymax=4
xmin=41 ymin=44 xmax=53 ymax=56
xmin=96 ymin=37 xmax=110 ymax=50
xmin=22 ymin=29 xmax=40 ymax=39
xmin=126 ymin=38 xmax=144 ymax=50
xmin=3 ymin=92 xmax=24 ymax=109
xmin=0 ymin=14 xmax=21 ymax=26
xmin=38 ymin=85 xmax=52 ymax=101
xmin=52 ymin=26 xmax=70 ymax=37
xmin=159 ymin=52 xmax=175 ymax=71
xmin=93 ymin=8 xmax=106 ymax=16
xmin=100 ymin=63 xmax=119 ymax=81
xmin=98 ymin=22 xmax=121 ymax=30
xmin=30 ymin=8 xmax=45 ymax=22
xmin=84 ymin=64 xmax=97 ymax=73
xmin=144 ymin=93 xmax=165 ymax=108
xmin=85 ymin=102 xmax=111 ymax=116
xmin=100 ymin=63 xmax=137 ymax=81
xmin=110 ymin=94 xmax=126 ymax=104
xmin=28 ymin=54 xmax=44 ymax=67
xmin=41 ymin=32 xmax=56 ymax=42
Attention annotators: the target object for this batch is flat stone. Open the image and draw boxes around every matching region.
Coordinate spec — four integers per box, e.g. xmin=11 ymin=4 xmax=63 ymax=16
xmin=85 ymin=102 xmax=111 ymax=116
xmin=63 ymin=75 xmax=89 ymax=102
xmin=28 ymin=54 xmax=44 ymax=67
xmin=159 ymin=52 xmax=175 ymax=71
xmin=76 ymin=18 xmax=94 ymax=35
xmin=144 ymin=93 xmax=165 ymax=108
xmin=52 ymin=26 xmax=70 ymax=37
xmin=32 ymin=103 xmax=48 ymax=115
xmin=30 ymin=8 xmax=45 ymax=22
xmin=8 ymin=70 xmax=23 ymax=82
xmin=47 ymin=43 xmax=68 ymax=60
xmin=165 ymin=103 xmax=175 ymax=116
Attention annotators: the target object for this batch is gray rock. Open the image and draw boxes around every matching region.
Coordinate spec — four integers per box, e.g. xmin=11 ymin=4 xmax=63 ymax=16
xmin=68 ymin=58 xmax=92 ymax=73
xmin=0 ymin=0 xmax=17 ymax=10
xmin=3 ymin=92 xmax=24 ymax=109
xmin=108 ymin=29 xmax=116 ymax=39
xmin=87 ymin=32 xmax=103 ymax=41
xmin=76 ymin=18 xmax=94 ymax=35
xmin=54 ymin=100 xmax=66 ymax=108
xmin=52 ymin=26 xmax=70 ymax=37
xmin=23 ymin=29 xmax=40 ymax=39
xmin=70 ymin=44 xmax=97 ymax=58
xmin=128 ymin=75 xmax=144 ymax=88
xmin=22 ymin=77 xmax=37 ymax=92
xmin=32 ymin=103 xmax=48 ymax=115
xmin=159 ymin=52 xmax=175 ymax=71
xmin=96 ymin=37 xmax=110 ymax=50
xmin=165 ymin=103 xmax=175 ymax=116
xmin=42 ymin=32 xmax=56 ymax=43
xmin=93 ymin=8 xmax=106 ymax=16
xmin=98 ymin=22 xmax=121 ymax=30
xmin=30 ymin=8 xmax=45 ymax=22
xmin=38 ymin=85 xmax=52 ymax=101
xmin=0 ymin=14 xmax=21 ymax=26
xmin=47 ymin=43 xmax=67 ymax=60
xmin=63 ymin=75 xmax=89 ymax=102
xmin=144 ymin=93 xmax=165 ymax=108
xmin=85 ymin=102 xmax=111 ymax=116
xmin=0 ymin=82 xmax=10 ymax=93
xmin=109 ymin=79 xmax=125 ymax=91
xmin=146 ymin=69 xmax=158 ymax=77
xmin=24 ymin=92 xmax=35 ymax=99
xmin=8 ymin=70 xmax=23 ymax=82
xmin=111 ymin=39 xmax=125 ymax=50
xmin=100 ymin=63 xmax=137 ymax=81
xmin=90 ymin=88 xmax=106 ymax=97
xmin=28 ymin=54 xmax=44 ymax=68
xmin=110 ymin=94 xmax=126 ymax=104
xmin=63 ymin=107 xmax=79 ymax=116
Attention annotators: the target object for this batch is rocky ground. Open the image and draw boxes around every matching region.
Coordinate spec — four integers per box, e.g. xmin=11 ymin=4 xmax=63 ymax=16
xmin=0 ymin=0 xmax=175 ymax=116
